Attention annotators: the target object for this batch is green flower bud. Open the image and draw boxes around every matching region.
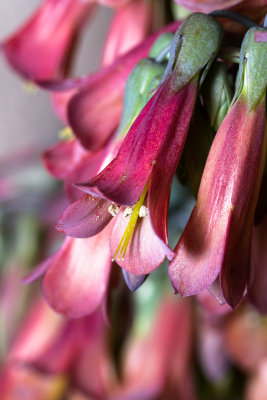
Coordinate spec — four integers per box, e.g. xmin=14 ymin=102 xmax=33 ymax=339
xmin=149 ymin=32 xmax=174 ymax=62
xmin=202 ymin=62 xmax=232 ymax=131
xmin=117 ymin=58 xmax=165 ymax=138
xmin=182 ymin=105 xmax=214 ymax=197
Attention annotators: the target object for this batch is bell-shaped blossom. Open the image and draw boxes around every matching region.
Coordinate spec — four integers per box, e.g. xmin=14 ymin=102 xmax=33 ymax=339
xmin=169 ymin=27 xmax=267 ymax=308
xmin=1 ymin=0 xmax=95 ymax=80
xmin=76 ymin=13 xmax=223 ymax=274
xmin=58 ymin=57 xmax=170 ymax=276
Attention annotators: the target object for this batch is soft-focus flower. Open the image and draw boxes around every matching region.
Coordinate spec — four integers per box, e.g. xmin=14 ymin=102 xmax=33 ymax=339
xmin=169 ymin=27 xmax=267 ymax=308
xmin=1 ymin=0 xmax=95 ymax=80
xmin=101 ymin=0 xmax=157 ymax=66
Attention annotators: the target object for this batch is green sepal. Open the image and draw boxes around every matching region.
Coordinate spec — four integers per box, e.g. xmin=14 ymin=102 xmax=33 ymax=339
xmin=236 ymin=28 xmax=267 ymax=111
xmin=169 ymin=13 xmax=223 ymax=93
xmin=116 ymin=58 xmax=165 ymax=138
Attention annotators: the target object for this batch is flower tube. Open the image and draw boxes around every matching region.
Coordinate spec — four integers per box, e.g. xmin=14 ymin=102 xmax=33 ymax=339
xmin=169 ymin=27 xmax=267 ymax=308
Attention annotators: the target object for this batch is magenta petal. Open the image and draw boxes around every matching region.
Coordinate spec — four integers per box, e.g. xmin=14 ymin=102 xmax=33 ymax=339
xmin=110 ymin=209 xmax=165 ymax=274
xmin=169 ymin=96 xmax=266 ymax=308
xmin=57 ymin=194 xmax=112 ymax=238
xmin=81 ymin=77 xmax=196 ymax=206
xmin=42 ymin=139 xmax=87 ymax=180
xmin=148 ymin=82 xmax=197 ymax=259
xmin=101 ymin=0 xmax=152 ymax=66
xmin=42 ymin=229 xmax=113 ymax=318
xmin=2 ymin=0 xmax=94 ymax=80
xmin=66 ymin=21 xmax=180 ymax=151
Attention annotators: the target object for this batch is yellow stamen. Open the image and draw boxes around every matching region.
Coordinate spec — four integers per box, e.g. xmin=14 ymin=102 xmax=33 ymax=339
xmin=112 ymin=182 xmax=149 ymax=262
xmin=58 ymin=126 xmax=74 ymax=140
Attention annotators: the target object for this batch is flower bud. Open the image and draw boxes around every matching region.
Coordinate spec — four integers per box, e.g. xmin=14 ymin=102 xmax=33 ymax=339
xmin=116 ymin=58 xmax=165 ymax=137
xmin=202 ymin=62 xmax=232 ymax=131
xmin=149 ymin=32 xmax=174 ymax=61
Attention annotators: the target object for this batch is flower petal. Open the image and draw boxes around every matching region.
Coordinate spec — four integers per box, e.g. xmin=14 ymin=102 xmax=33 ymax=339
xmin=2 ymin=0 xmax=94 ymax=80
xmin=42 ymin=139 xmax=87 ymax=180
xmin=101 ymin=0 xmax=153 ymax=66
xmin=148 ymin=81 xmax=197 ymax=259
xmin=110 ymin=209 xmax=165 ymax=274
xmin=66 ymin=21 xmax=180 ymax=151
xmin=57 ymin=194 xmax=112 ymax=238
xmin=41 ymin=228 xmax=113 ymax=318
xmin=169 ymin=95 xmax=266 ymax=308
xmin=80 ymin=76 xmax=197 ymax=206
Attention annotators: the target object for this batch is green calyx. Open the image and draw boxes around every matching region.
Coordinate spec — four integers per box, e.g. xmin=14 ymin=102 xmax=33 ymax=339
xmin=236 ymin=28 xmax=267 ymax=111
xmin=202 ymin=62 xmax=232 ymax=131
xmin=116 ymin=58 xmax=165 ymax=138
xmin=166 ymin=13 xmax=223 ymax=93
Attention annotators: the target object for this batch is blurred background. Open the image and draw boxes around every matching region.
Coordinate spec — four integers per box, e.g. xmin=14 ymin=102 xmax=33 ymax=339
xmin=0 ymin=0 xmax=113 ymax=157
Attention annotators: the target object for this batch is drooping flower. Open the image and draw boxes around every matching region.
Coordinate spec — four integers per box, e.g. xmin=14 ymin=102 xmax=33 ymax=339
xmin=1 ymin=0 xmax=95 ymax=80
xmin=57 ymin=56 xmax=170 ymax=278
xmin=169 ymin=27 xmax=267 ymax=308
xmin=75 ymin=13 xmax=223 ymax=274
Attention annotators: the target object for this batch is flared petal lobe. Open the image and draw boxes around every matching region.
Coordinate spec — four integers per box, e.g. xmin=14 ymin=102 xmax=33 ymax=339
xmin=2 ymin=0 xmax=94 ymax=80
xmin=110 ymin=208 xmax=166 ymax=275
xmin=57 ymin=194 xmax=112 ymax=238
xmin=41 ymin=226 xmax=113 ymax=318
xmin=169 ymin=94 xmax=266 ymax=308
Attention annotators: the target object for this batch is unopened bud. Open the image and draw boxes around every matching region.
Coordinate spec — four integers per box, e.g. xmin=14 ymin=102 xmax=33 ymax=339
xmin=202 ymin=62 xmax=232 ymax=131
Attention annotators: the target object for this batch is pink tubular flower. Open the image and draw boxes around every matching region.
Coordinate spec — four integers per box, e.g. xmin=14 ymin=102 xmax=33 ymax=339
xmin=1 ymin=0 xmax=95 ymax=81
xmin=75 ymin=13 xmax=223 ymax=274
xmin=169 ymin=28 xmax=267 ymax=308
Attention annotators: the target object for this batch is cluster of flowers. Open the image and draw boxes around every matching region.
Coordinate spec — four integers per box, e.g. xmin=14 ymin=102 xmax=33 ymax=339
xmin=0 ymin=0 xmax=266 ymax=398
